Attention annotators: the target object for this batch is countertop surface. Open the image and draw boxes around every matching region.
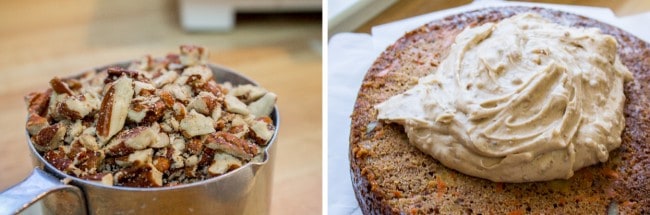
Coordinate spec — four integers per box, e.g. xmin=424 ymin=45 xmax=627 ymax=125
xmin=0 ymin=0 xmax=322 ymax=214
xmin=355 ymin=0 xmax=650 ymax=33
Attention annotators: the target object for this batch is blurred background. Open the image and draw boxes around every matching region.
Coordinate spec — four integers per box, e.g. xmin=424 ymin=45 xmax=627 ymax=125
xmin=0 ymin=0 xmax=321 ymax=214
xmin=329 ymin=0 xmax=650 ymax=36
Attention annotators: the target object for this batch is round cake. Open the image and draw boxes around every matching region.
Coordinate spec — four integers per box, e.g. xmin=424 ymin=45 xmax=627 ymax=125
xmin=350 ymin=7 xmax=649 ymax=214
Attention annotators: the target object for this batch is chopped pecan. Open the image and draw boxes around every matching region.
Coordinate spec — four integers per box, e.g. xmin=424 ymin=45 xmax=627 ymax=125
xmin=179 ymin=110 xmax=215 ymax=138
xmin=249 ymin=118 xmax=274 ymax=146
xmin=228 ymin=115 xmax=249 ymax=139
xmin=49 ymin=77 xmax=74 ymax=95
xmin=78 ymin=133 xmax=100 ymax=151
xmin=129 ymin=55 xmax=153 ymax=71
xmin=105 ymin=67 xmax=149 ymax=84
xmin=133 ymin=81 xmax=156 ymax=96
xmin=197 ymin=147 xmax=216 ymax=167
xmin=44 ymin=148 xmax=74 ymax=172
xmin=64 ymin=120 xmax=84 ymax=144
xmin=114 ymin=163 xmax=163 ymax=187
xmin=224 ymin=95 xmax=249 ymax=115
xmin=184 ymin=155 xmax=199 ymax=167
xmin=26 ymin=113 xmax=49 ymax=136
xmin=25 ymin=89 xmax=51 ymax=116
xmin=81 ymin=173 xmax=113 ymax=186
xmin=186 ymin=137 xmax=203 ymax=155
xmin=116 ymin=148 xmax=153 ymax=167
xmin=179 ymin=45 xmax=208 ymax=66
xmin=153 ymin=157 xmax=170 ymax=172
xmin=186 ymin=91 xmax=218 ymax=115
xmin=103 ymin=126 xmax=156 ymax=156
xmin=200 ymin=80 xmax=224 ymax=96
xmin=58 ymin=95 xmax=91 ymax=120
xmin=228 ymin=84 xmax=267 ymax=104
xmin=176 ymin=65 xmax=213 ymax=88
xmin=96 ymin=76 xmax=134 ymax=142
xmin=150 ymin=132 xmax=170 ymax=148
xmin=162 ymin=84 xmax=192 ymax=103
xmin=32 ymin=123 xmax=67 ymax=152
xmin=208 ymin=153 xmax=242 ymax=176
xmin=204 ymin=132 xmax=258 ymax=160
xmin=158 ymin=90 xmax=175 ymax=107
xmin=172 ymin=102 xmax=187 ymax=121
xmin=75 ymin=150 xmax=105 ymax=171
xmin=248 ymin=92 xmax=277 ymax=117
xmin=211 ymin=106 xmax=222 ymax=122
xmin=63 ymin=78 xmax=83 ymax=91
xmin=127 ymin=96 xmax=166 ymax=124
xmin=28 ymin=45 xmax=277 ymax=187
xmin=153 ymin=71 xmax=179 ymax=88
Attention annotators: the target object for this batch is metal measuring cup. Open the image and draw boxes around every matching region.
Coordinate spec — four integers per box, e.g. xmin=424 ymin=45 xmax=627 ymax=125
xmin=0 ymin=63 xmax=280 ymax=215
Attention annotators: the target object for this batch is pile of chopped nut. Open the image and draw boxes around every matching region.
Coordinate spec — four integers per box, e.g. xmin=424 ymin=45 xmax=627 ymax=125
xmin=25 ymin=45 xmax=277 ymax=187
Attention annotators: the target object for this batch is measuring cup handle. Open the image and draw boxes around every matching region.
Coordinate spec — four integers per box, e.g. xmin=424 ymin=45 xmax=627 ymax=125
xmin=0 ymin=168 xmax=86 ymax=215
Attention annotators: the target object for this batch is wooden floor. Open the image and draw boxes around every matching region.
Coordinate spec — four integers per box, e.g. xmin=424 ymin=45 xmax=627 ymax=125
xmin=0 ymin=0 xmax=322 ymax=214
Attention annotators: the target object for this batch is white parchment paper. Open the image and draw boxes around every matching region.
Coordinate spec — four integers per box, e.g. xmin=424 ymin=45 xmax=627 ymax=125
xmin=328 ymin=1 xmax=650 ymax=214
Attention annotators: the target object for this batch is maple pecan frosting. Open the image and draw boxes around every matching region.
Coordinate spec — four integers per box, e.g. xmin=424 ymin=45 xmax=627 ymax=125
xmin=25 ymin=45 xmax=277 ymax=188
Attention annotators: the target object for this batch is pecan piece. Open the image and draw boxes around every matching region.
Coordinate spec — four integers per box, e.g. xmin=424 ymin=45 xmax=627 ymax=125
xmin=78 ymin=133 xmax=100 ymax=151
xmin=247 ymin=92 xmax=277 ymax=117
xmin=208 ymin=153 xmax=242 ymax=176
xmin=153 ymin=157 xmax=170 ymax=172
xmin=96 ymin=76 xmax=134 ymax=142
xmin=186 ymin=137 xmax=203 ymax=155
xmin=103 ymin=126 xmax=156 ymax=156
xmin=150 ymin=132 xmax=170 ymax=148
xmin=204 ymin=132 xmax=258 ymax=160
xmin=105 ymin=67 xmax=149 ymax=84
xmin=158 ymin=90 xmax=175 ymax=107
xmin=129 ymin=55 xmax=153 ymax=71
xmin=114 ymin=163 xmax=163 ymax=187
xmin=32 ymin=123 xmax=67 ymax=152
xmin=26 ymin=113 xmax=49 ymax=136
xmin=81 ymin=173 xmax=114 ymax=186
xmin=133 ymin=81 xmax=156 ymax=96
xmin=162 ymin=84 xmax=192 ymax=103
xmin=58 ymin=93 xmax=99 ymax=120
xmin=249 ymin=118 xmax=275 ymax=146
xmin=153 ymin=71 xmax=179 ymax=88
xmin=176 ymin=65 xmax=213 ymax=89
xmin=186 ymin=91 xmax=218 ymax=115
xmin=228 ymin=84 xmax=267 ymax=104
xmin=224 ymin=95 xmax=249 ymax=115
xmin=115 ymin=148 xmax=153 ymax=167
xmin=49 ymin=77 xmax=74 ymax=96
xmin=228 ymin=115 xmax=249 ymax=139
xmin=179 ymin=45 xmax=208 ymax=66
xmin=179 ymin=110 xmax=216 ymax=138
xmin=200 ymin=80 xmax=225 ymax=96
xmin=24 ymin=89 xmax=51 ymax=116
xmin=44 ymin=148 xmax=74 ymax=172
xmin=75 ymin=150 xmax=105 ymax=171
xmin=127 ymin=97 xmax=166 ymax=124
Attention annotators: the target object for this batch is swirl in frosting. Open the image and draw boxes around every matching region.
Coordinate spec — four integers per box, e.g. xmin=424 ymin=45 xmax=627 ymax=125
xmin=375 ymin=13 xmax=632 ymax=182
